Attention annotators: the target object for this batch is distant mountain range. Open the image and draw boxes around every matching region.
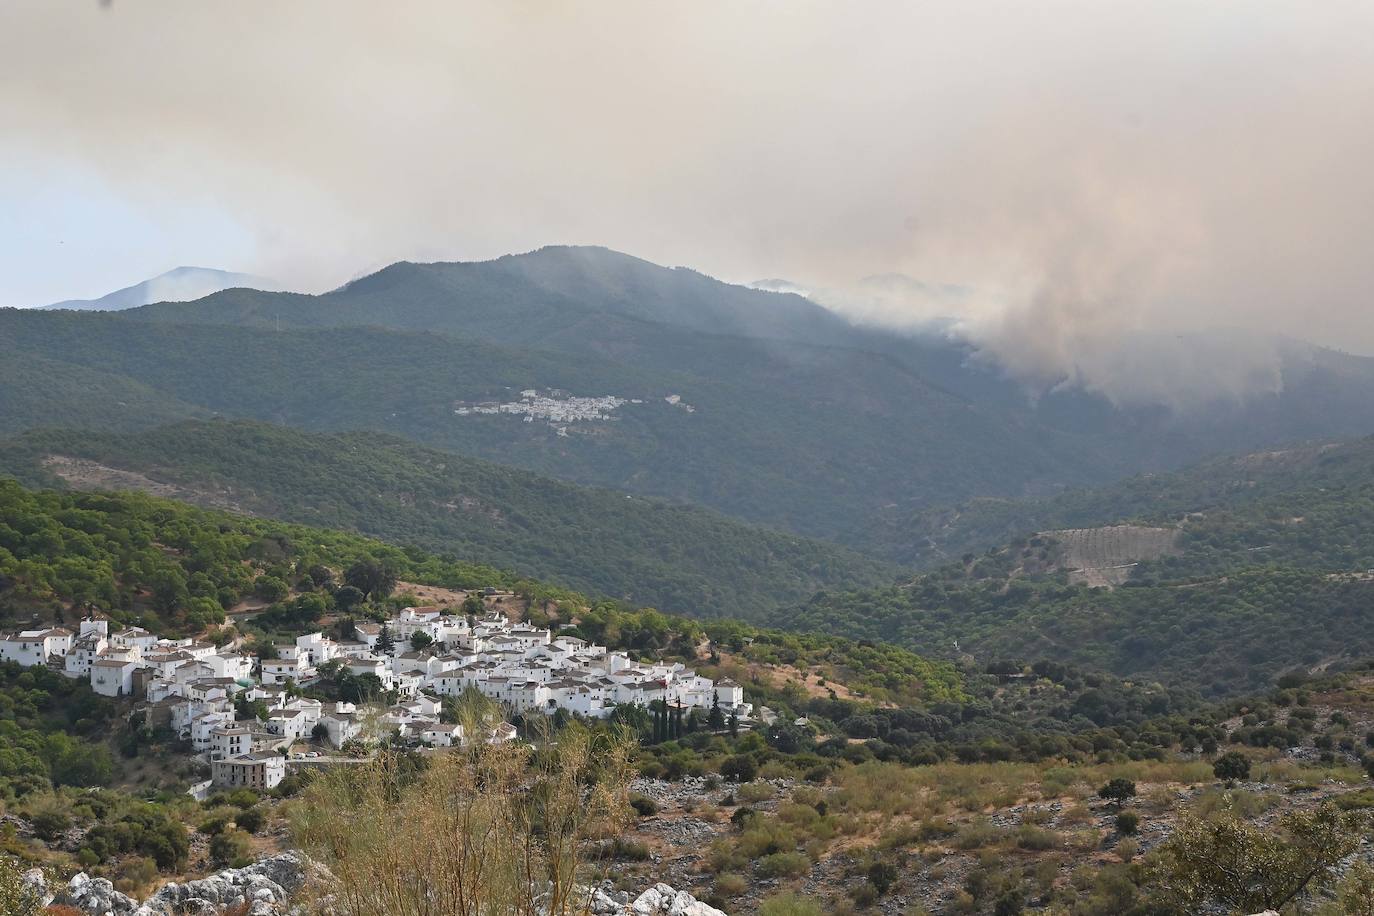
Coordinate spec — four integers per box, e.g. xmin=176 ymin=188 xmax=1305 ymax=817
xmin=5 ymin=245 xmax=1374 ymax=559
xmin=42 ymin=266 xmax=272 ymax=311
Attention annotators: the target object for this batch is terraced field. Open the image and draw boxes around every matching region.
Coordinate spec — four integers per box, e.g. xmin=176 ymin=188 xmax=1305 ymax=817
xmin=1048 ymin=524 xmax=1180 ymax=586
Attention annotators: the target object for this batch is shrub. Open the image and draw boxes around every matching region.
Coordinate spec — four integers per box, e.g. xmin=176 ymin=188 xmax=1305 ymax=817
xmin=1098 ymin=778 xmax=1136 ymax=806
xmin=628 ymin=795 xmax=659 ymax=817
xmin=720 ymin=755 xmax=758 ymax=783
xmin=1015 ymin=825 xmax=1062 ymax=851
xmin=714 ymin=873 xmax=748 ymax=897
xmin=758 ymin=891 xmax=825 ymax=916
xmin=756 ymin=851 xmax=810 ymax=878
xmin=866 ymin=861 xmax=898 ymax=895
xmin=1213 ymin=751 xmax=1251 ymax=782
xmin=849 ymin=883 xmax=878 ymax=907
xmin=234 ymin=807 xmax=266 ymax=834
xmin=1115 ymin=811 xmax=1140 ymax=835
xmin=209 ymin=829 xmax=253 ymax=867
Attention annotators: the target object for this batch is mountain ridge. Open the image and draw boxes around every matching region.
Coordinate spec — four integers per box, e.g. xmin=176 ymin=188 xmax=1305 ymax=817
xmin=42 ymin=265 xmax=272 ymax=311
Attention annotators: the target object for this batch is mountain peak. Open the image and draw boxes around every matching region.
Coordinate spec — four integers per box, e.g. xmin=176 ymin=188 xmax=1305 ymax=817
xmin=43 ymin=266 xmax=272 ymax=311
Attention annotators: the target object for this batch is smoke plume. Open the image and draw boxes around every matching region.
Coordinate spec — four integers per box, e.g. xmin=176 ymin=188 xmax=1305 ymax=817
xmin=3 ymin=1 xmax=1373 ymax=403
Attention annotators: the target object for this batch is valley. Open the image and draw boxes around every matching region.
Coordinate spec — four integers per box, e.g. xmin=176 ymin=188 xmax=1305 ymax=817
xmin=6 ymin=250 xmax=1374 ymax=915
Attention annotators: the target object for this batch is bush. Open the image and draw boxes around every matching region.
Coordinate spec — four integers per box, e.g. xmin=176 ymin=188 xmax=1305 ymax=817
xmin=28 ymin=804 xmax=72 ymax=841
xmin=1098 ymin=778 xmax=1136 ymax=806
xmin=756 ymin=851 xmax=811 ymax=878
xmin=849 ymin=883 xmax=878 ymax=907
xmin=209 ymin=829 xmax=253 ymax=867
xmin=235 ymin=807 xmax=266 ymax=834
xmin=1213 ymin=751 xmax=1252 ymax=781
xmin=866 ymin=861 xmax=898 ymax=895
xmin=1115 ymin=811 xmax=1140 ymax=835
xmin=1014 ymin=825 xmax=1062 ymax=851
xmin=720 ymin=755 xmax=758 ymax=783
xmin=758 ymin=891 xmax=825 ymax=916
xmin=629 ymin=794 xmax=659 ymax=817
xmin=715 ymin=873 xmax=749 ymax=898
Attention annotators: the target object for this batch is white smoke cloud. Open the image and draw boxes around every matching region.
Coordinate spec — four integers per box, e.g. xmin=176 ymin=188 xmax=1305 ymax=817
xmin=2 ymin=1 xmax=1373 ymax=402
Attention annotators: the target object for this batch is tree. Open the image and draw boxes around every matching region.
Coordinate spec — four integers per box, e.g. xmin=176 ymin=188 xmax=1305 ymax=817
xmin=1098 ymin=778 xmax=1136 ymax=808
xmin=720 ymin=754 xmax=757 ymax=783
xmin=376 ymin=626 xmax=396 ymax=656
xmin=709 ymin=692 xmax=726 ymax=730
xmin=335 ymin=585 xmax=366 ymax=613
xmin=312 ymin=723 xmax=329 ymax=742
xmin=345 ymin=559 xmax=395 ymax=599
xmin=410 ymin=631 xmax=434 ymax=651
xmin=1154 ymin=804 xmax=1365 ymax=912
xmin=728 ymin=713 xmax=740 ymax=738
xmin=254 ymin=575 xmax=290 ymax=603
xmin=1213 ymin=751 xmax=1252 ymax=782
xmin=306 ymin=564 xmax=335 ymax=591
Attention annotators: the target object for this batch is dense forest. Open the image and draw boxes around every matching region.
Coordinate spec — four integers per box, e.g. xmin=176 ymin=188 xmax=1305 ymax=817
xmin=0 ymin=420 xmax=895 ymax=619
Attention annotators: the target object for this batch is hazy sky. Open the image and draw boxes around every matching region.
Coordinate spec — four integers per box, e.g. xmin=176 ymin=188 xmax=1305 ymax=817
xmin=4 ymin=1 xmax=1373 ymax=379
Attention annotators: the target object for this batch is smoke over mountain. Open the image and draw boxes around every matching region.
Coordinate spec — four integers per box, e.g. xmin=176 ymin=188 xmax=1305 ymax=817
xmin=3 ymin=2 xmax=1373 ymax=403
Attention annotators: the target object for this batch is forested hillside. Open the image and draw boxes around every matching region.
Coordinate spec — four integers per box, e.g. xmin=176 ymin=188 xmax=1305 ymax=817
xmin=0 ymin=421 xmax=894 ymax=619
xmin=14 ymin=246 xmax=1374 ymax=549
xmin=856 ymin=436 xmax=1374 ymax=567
xmin=780 ymin=437 xmax=1374 ymax=695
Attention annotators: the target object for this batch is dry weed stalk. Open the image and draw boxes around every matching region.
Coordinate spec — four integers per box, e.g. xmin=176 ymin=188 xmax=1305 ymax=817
xmin=292 ymin=722 xmax=635 ymax=916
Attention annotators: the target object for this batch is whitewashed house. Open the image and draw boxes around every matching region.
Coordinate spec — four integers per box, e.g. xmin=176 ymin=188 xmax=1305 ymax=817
xmin=90 ymin=657 xmax=139 ymax=697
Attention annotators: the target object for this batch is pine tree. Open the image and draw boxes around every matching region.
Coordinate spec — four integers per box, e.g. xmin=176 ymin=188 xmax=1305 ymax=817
xmin=709 ymin=692 xmax=725 ymax=730
xmin=377 ymin=625 xmax=396 ymax=655
xmin=728 ymin=712 xmax=739 ymax=737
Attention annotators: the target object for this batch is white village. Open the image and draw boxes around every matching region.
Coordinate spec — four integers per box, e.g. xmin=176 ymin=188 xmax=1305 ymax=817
xmin=0 ymin=604 xmax=749 ymax=794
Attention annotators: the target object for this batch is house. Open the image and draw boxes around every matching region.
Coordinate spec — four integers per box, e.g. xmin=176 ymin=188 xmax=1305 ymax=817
xmin=260 ymin=654 xmax=310 ymax=685
xmin=211 ymin=752 xmax=286 ymax=790
xmin=295 ymin=632 xmax=338 ymax=667
xmin=0 ymin=628 xmax=72 ymax=666
xmin=209 ymin=725 xmax=254 ymax=761
xmin=111 ymin=627 xmax=158 ymax=652
xmin=421 ymin=722 xmax=463 ymax=747
xmin=64 ymin=631 xmax=108 ymax=678
xmin=265 ymin=708 xmax=310 ymax=741
xmin=207 ymin=652 xmax=253 ymax=681
xmin=714 ymin=679 xmax=744 ymax=708
xmin=318 ymin=703 xmax=362 ymax=748
xmin=90 ymin=658 xmax=140 ymax=697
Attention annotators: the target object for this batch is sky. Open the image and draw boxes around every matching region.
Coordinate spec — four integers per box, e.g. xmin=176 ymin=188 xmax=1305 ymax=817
xmin=3 ymin=1 xmax=1373 ymax=391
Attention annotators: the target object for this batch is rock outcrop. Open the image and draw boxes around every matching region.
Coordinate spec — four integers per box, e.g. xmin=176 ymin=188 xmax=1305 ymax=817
xmin=587 ymin=881 xmax=728 ymax=916
xmin=26 ymin=852 xmax=310 ymax=915
xmin=23 ymin=855 xmax=726 ymax=916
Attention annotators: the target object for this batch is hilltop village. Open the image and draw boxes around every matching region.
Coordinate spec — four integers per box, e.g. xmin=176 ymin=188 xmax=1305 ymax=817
xmin=0 ymin=605 xmax=749 ymax=792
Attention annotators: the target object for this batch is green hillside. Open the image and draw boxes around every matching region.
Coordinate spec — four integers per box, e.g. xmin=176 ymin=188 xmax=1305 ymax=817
xmin=0 ymin=420 xmax=896 ymax=619
xmin=856 ymin=437 xmax=1374 ymax=568
xmin=14 ymin=246 xmax=1374 ymax=550
xmin=778 ymin=437 xmax=1374 ymax=695
xmin=0 ymin=306 xmax=1110 ymax=541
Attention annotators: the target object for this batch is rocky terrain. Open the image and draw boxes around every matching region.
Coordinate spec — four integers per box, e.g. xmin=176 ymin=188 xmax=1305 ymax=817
xmin=17 ymin=852 xmax=728 ymax=916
